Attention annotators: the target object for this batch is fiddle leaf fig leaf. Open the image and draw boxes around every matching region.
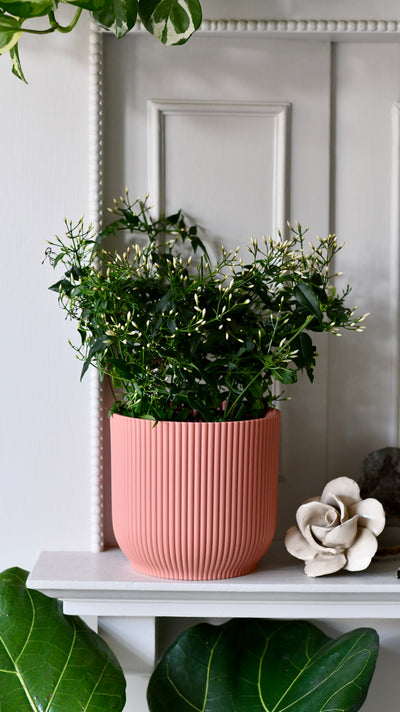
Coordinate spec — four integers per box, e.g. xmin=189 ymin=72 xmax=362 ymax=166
xmin=147 ymin=619 xmax=379 ymax=712
xmin=0 ymin=567 xmax=126 ymax=712
xmin=139 ymin=0 xmax=202 ymax=45
xmin=92 ymin=0 xmax=137 ymax=38
xmin=0 ymin=15 xmax=22 ymax=55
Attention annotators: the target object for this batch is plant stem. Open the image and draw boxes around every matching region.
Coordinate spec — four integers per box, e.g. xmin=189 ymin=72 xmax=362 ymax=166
xmin=17 ymin=25 xmax=57 ymax=35
xmin=48 ymin=7 xmax=83 ymax=33
xmin=16 ymin=7 xmax=82 ymax=35
xmin=224 ymin=314 xmax=315 ymax=419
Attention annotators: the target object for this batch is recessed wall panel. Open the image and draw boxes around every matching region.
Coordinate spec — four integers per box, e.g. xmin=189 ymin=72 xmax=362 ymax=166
xmin=330 ymin=43 xmax=400 ymax=483
xmin=148 ymin=101 xmax=290 ymax=247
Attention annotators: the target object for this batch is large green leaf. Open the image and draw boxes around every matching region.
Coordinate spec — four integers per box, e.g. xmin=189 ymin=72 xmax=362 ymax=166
xmin=139 ymin=0 xmax=202 ymax=45
xmin=0 ymin=15 xmax=22 ymax=54
xmin=65 ymin=0 xmax=108 ymax=13
xmin=0 ymin=0 xmax=52 ymax=18
xmin=92 ymin=0 xmax=137 ymax=37
xmin=0 ymin=567 xmax=126 ymax=711
xmin=147 ymin=619 xmax=379 ymax=712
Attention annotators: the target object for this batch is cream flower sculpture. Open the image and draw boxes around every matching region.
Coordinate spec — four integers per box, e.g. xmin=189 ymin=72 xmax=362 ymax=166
xmin=285 ymin=476 xmax=385 ymax=577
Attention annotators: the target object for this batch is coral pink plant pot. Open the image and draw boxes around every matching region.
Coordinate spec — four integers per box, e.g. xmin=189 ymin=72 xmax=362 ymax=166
xmin=110 ymin=409 xmax=280 ymax=580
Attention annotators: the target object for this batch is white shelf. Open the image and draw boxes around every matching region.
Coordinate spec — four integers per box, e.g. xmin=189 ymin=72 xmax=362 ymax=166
xmin=28 ymin=545 xmax=400 ymax=619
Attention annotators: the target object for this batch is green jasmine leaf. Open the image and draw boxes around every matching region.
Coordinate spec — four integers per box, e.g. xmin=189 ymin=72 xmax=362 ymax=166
xmin=107 ymin=357 xmax=134 ymax=379
xmin=155 ymin=291 xmax=173 ymax=313
xmin=48 ymin=277 xmax=72 ymax=293
xmin=139 ymin=0 xmax=202 ymax=45
xmin=92 ymin=0 xmax=137 ymax=37
xmin=165 ymin=210 xmax=182 ymax=223
xmin=0 ymin=567 xmax=126 ymax=711
xmin=294 ymin=283 xmax=322 ymax=320
xmin=148 ymin=619 xmax=379 ymax=712
xmin=80 ymin=335 xmax=109 ymax=380
xmin=297 ymin=331 xmax=314 ymax=363
xmin=271 ymin=366 xmax=297 ymax=384
xmin=0 ymin=15 xmax=22 ymax=54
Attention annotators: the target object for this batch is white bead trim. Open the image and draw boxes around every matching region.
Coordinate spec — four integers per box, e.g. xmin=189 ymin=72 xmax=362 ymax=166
xmin=128 ymin=18 xmax=400 ymax=36
xmin=88 ymin=25 xmax=104 ymax=553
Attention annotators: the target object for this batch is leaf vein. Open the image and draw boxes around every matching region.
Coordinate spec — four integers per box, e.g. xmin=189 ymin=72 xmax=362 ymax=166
xmin=166 ymin=667 xmax=202 ymax=712
xmin=82 ymin=659 xmax=111 ymax=712
xmin=15 ymin=572 xmax=36 ymax=663
xmin=271 ymin=630 xmax=317 ymax=712
xmin=44 ymin=619 xmax=77 ymax=712
xmin=202 ymin=631 xmax=223 ymax=712
xmin=275 ymin=634 xmax=371 ymax=712
xmin=0 ymin=634 xmax=38 ymax=711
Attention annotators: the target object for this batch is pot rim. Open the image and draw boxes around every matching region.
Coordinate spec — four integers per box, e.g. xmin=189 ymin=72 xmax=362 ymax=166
xmin=110 ymin=407 xmax=280 ymax=426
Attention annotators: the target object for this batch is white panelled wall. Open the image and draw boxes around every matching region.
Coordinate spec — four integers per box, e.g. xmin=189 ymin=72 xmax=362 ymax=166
xmin=0 ymin=14 xmax=93 ymax=570
xmin=3 ymin=1 xmax=400 ymax=710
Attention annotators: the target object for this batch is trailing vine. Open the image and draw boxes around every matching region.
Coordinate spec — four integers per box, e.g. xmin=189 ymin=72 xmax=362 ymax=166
xmin=0 ymin=0 xmax=202 ymax=81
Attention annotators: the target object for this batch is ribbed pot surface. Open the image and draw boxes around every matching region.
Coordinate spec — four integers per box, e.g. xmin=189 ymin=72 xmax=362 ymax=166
xmin=110 ymin=410 xmax=280 ymax=580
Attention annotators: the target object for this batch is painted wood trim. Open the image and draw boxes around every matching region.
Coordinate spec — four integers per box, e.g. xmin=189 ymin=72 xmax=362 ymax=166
xmin=28 ymin=548 xmax=400 ymax=620
xmin=133 ymin=18 xmax=400 ymax=37
xmin=391 ymin=103 xmax=400 ymax=447
xmin=147 ymin=100 xmax=290 ymax=235
xmin=88 ymin=25 xmax=104 ymax=552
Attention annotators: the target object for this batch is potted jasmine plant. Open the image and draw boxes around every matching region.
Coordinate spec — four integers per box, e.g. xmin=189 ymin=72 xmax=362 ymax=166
xmin=46 ymin=192 xmax=366 ymax=580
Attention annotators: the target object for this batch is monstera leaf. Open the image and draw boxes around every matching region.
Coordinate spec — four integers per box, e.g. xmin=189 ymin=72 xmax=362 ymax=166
xmin=147 ymin=619 xmax=378 ymax=712
xmin=0 ymin=567 xmax=126 ymax=712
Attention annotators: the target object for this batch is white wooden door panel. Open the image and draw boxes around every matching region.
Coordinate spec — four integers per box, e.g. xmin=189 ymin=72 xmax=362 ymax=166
xmin=329 ymin=42 xmax=400 ymax=481
xmin=99 ymin=31 xmax=400 ymax=712
xmin=103 ymin=35 xmax=331 ymax=538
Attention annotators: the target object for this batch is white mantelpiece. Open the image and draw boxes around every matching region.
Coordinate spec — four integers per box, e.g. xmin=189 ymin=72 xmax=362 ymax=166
xmin=28 ymin=545 xmax=400 ymax=620
xmin=28 ymin=546 xmax=400 ymax=711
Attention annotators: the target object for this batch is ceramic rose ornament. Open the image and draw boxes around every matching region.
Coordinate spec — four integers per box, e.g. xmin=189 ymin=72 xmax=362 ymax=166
xmin=285 ymin=476 xmax=385 ymax=577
